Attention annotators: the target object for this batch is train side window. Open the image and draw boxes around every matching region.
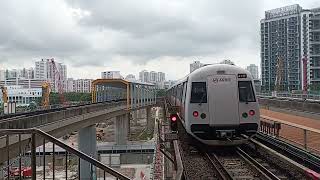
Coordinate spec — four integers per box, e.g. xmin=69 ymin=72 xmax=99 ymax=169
xmin=190 ymin=82 xmax=207 ymax=103
xmin=182 ymin=82 xmax=187 ymax=104
xmin=238 ymin=81 xmax=256 ymax=102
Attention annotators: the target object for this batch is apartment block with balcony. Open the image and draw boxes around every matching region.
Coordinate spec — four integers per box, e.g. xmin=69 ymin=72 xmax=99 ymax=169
xmin=260 ymin=4 xmax=320 ymax=92
xmin=308 ymin=8 xmax=320 ymax=89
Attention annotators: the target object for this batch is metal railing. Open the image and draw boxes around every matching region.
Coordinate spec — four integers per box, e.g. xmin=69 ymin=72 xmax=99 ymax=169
xmin=257 ymin=92 xmax=320 ymax=101
xmin=1 ymin=101 xmax=93 ymax=116
xmin=0 ymin=128 xmax=130 ymax=180
xmin=260 ymin=115 xmax=320 ymax=154
xmin=0 ymin=100 xmax=123 ymax=121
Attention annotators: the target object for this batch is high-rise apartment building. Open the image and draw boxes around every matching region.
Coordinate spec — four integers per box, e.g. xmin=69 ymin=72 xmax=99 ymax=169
xmin=150 ymin=71 xmax=158 ymax=83
xmin=261 ymin=4 xmax=320 ymax=91
xmin=66 ymin=78 xmax=92 ymax=93
xmin=66 ymin=78 xmax=75 ymax=92
xmin=139 ymin=70 xmax=150 ymax=83
xmin=35 ymin=59 xmax=67 ymax=92
xmin=220 ymin=59 xmax=235 ymax=65
xmin=35 ymin=60 xmax=48 ymax=80
xmin=246 ymin=64 xmax=259 ymax=79
xmin=20 ymin=68 xmax=35 ymax=79
xmin=0 ymin=70 xmax=5 ymax=81
xmin=125 ymin=74 xmax=136 ymax=82
xmin=101 ymin=71 xmax=122 ymax=79
xmin=0 ymin=78 xmax=47 ymax=89
xmin=190 ymin=61 xmax=204 ymax=73
xmin=157 ymin=72 xmax=165 ymax=82
xmin=138 ymin=70 xmax=165 ymax=83
xmin=3 ymin=68 xmax=35 ymax=79
xmin=74 ymin=79 xmax=92 ymax=93
xmin=301 ymin=7 xmax=320 ymax=91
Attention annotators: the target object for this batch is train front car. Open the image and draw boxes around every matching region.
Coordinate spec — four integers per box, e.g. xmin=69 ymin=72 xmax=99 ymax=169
xmin=185 ymin=64 xmax=260 ymax=146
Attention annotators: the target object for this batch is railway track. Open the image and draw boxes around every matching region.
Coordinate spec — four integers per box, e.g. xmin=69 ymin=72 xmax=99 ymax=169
xmin=205 ymin=146 xmax=286 ymax=180
xmin=175 ymin=119 xmax=311 ymax=179
xmin=177 ymin=126 xmax=219 ymax=180
xmin=177 ymin=136 xmax=311 ymax=180
xmin=254 ymin=132 xmax=320 ymax=172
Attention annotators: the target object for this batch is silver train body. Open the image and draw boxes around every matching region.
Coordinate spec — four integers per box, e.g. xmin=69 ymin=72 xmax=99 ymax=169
xmin=167 ymin=64 xmax=260 ymax=145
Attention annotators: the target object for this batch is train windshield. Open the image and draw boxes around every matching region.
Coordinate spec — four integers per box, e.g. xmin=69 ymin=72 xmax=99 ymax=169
xmin=190 ymin=82 xmax=207 ymax=103
xmin=238 ymin=81 xmax=256 ymax=102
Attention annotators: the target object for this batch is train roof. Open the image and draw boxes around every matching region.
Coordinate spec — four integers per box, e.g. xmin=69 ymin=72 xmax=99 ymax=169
xmin=168 ymin=64 xmax=252 ymax=89
xmin=190 ymin=64 xmax=250 ymax=78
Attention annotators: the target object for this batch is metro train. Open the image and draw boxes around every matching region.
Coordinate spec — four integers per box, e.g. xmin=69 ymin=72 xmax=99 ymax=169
xmin=167 ymin=64 xmax=260 ymax=145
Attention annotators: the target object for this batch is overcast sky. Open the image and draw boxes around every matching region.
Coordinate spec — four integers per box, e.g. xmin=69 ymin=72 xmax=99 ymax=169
xmin=0 ymin=0 xmax=320 ymax=80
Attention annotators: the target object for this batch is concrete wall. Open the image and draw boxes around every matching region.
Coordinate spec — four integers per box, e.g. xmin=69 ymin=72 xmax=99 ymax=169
xmin=258 ymin=97 xmax=320 ymax=114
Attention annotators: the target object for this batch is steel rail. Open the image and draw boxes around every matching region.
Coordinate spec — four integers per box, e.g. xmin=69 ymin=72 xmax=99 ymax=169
xmin=173 ymin=140 xmax=184 ymax=180
xmin=205 ymin=152 xmax=232 ymax=180
xmin=236 ymin=147 xmax=280 ymax=180
xmin=255 ymin=133 xmax=320 ymax=172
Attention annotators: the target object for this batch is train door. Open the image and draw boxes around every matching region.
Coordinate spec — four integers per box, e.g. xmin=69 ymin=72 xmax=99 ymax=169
xmin=207 ymin=75 xmax=239 ymax=126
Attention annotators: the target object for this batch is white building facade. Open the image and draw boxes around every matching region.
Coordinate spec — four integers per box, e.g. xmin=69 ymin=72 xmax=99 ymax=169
xmin=139 ymin=70 xmax=150 ymax=83
xmin=101 ymin=71 xmax=122 ymax=79
xmin=246 ymin=64 xmax=259 ymax=79
xmin=220 ymin=59 xmax=235 ymax=65
xmin=261 ymin=5 xmax=320 ymax=91
xmin=157 ymin=72 xmax=165 ymax=82
xmin=66 ymin=78 xmax=92 ymax=93
xmin=190 ymin=61 xmax=204 ymax=73
xmin=125 ymin=74 xmax=136 ymax=82
xmin=150 ymin=71 xmax=158 ymax=83
xmin=0 ymin=70 xmax=5 ymax=81
xmin=139 ymin=70 xmax=166 ymax=83
xmin=0 ymin=78 xmax=47 ymax=89
xmin=35 ymin=59 xmax=67 ymax=92
xmin=0 ymin=85 xmax=42 ymax=106
xmin=74 ymin=79 xmax=92 ymax=93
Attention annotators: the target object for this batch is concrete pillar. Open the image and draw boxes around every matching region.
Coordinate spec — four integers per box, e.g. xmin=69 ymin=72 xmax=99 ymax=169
xmin=147 ymin=89 xmax=150 ymax=104
xmin=78 ymin=125 xmax=97 ymax=179
xmin=142 ymin=87 xmax=144 ymax=106
xmin=130 ymin=84 xmax=134 ymax=109
xmin=146 ymin=107 xmax=154 ymax=132
xmin=115 ymin=113 xmax=130 ymax=145
xmin=132 ymin=110 xmax=138 ymax=125
xmin=134 ymin=84 xmax=137 ymax=108
xmin=137 ymin=86 xmax=140 ymax=107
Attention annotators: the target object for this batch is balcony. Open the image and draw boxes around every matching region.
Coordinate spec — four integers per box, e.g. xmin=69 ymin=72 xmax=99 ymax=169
xmin=310 ymin=41 xmax=320 ymax=45
xmin=310 ymin=66 xmax=320 ymax=69
xmin=310 ymin=28 xmax=320 ymax=32
xmin=310 ymin=16 xmax=320 ymax=20
xmin=310 ymin=54 xmax=320 ymax=57
xmin=311 ymin=78 xmax=320 ymax=81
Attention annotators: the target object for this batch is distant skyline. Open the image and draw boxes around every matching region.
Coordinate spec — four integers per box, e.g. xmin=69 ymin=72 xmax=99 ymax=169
xmin=1 ymin=0 xmax=320 ymax=81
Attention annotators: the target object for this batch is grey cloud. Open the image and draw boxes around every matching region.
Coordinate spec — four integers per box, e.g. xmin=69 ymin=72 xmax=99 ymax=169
xmin=0 ymin=1 xmax=90 ymax=59
xmin=3 ymin=0 xmax=316 ymax=78
xmin=67 ymin=0 xmax=264 ymax=59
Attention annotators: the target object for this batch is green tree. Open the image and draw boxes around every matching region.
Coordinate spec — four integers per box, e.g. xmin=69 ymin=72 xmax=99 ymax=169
xmin=49 ymin=92 xmax=92 ymax=105
xmin=156 ymin=89 xmax=166 ymax=97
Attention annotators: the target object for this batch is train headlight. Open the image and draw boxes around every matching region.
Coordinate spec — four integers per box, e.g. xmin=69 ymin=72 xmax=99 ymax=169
xmin=242 ymin=112 xmax=248 ymax=118
xmin=193 ymin=111 xmax=199 ymax=117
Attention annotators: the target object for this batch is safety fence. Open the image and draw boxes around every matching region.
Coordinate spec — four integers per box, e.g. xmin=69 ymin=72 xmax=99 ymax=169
xmin=257 ymin=92 xmax=320 ymax=101
xmin=0 ymin=128 xmax=130 ymax=180
xmin=260 ymin=115 xmax=320 ymax=155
